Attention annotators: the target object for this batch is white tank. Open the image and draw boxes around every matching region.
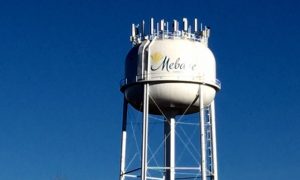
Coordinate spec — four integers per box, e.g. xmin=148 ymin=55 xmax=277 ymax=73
xmin=121 ymin=19 xmax=220 ymax=115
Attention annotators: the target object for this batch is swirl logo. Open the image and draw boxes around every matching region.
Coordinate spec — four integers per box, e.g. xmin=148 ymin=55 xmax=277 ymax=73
xmin=151 ymin=52 xmax=164 ymax=64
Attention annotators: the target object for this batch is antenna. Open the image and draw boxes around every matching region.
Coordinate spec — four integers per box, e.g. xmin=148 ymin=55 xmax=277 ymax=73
xmin=142 ymin=20 xmax=145 ymax=38
xmin=206 ymin=26 xmax=211 ymax=38
xmin=131 ymin=23 xmax=135 ymax=37
xmin=166 ymin=21 xmax=169 ymax=34
xmin=183 ymin=18 xmax=188 ymax=31
xmin=150 ymin=18 xmax=154 ymax=35
xmin=194 ymin=18 xmax=198 ymax=32
xmin=160 ymin=19 xmax=165 ymax=31
xmin=173 ymin=19 xmax=178 ymax=32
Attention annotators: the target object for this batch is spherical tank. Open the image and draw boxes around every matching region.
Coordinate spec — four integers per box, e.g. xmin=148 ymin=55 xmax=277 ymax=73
xmin=121 ymin=19 xmax=220 ymax=115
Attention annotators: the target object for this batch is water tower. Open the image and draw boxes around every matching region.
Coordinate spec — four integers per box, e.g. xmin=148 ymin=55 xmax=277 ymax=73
xmin=119 ymin=18 xmax=221 ymax=180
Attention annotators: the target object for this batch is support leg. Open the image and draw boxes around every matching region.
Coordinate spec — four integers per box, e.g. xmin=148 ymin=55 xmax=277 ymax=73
xmin=120 ymin=99 xmax=128 ymax=180
xmin=141 ymin=83 xmax=150 ymax=180
xmin=199 ymin=85 xmax=207 ymax=180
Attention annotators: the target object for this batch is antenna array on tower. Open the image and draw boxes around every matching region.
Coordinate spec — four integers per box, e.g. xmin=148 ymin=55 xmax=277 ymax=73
xmin=130 ymin=18 xmax=211 ymax=45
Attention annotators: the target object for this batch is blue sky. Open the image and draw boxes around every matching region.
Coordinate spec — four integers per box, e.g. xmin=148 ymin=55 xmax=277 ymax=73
xmin=0 ymin=0 xmax=299 ymax=179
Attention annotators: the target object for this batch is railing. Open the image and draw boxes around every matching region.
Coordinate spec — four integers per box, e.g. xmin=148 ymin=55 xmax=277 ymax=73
xmin=132 ymin=31 xmax=208 ymax=45
xmin=120 ymin=74 xmax=221 ymax=90
xmin=149 ymin=31 xmax=207 ymax=42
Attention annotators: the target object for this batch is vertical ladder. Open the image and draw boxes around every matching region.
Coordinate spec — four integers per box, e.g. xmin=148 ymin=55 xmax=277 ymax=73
xmin=206 ymin=108 xmax=213 ymax=177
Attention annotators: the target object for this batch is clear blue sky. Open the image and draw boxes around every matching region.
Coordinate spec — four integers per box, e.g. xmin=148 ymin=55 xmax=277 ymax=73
xmin=0 ymin=0 xmax=299 ymax=179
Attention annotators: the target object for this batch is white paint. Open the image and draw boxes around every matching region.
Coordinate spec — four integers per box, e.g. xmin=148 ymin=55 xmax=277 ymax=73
xmin=124 ymin=38 xmax=218 ymax=114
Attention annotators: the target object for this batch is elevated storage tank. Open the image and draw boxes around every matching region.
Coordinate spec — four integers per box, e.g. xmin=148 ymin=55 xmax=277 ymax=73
xmin=119 ymin=18 xmax=221 ymax=180
xmin=120 ymin=18 xmax=220 ymax=115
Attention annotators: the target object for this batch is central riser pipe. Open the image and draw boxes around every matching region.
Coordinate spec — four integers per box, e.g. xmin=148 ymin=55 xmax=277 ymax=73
xmin=165 ymin=116 xmax=175 ymax=180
